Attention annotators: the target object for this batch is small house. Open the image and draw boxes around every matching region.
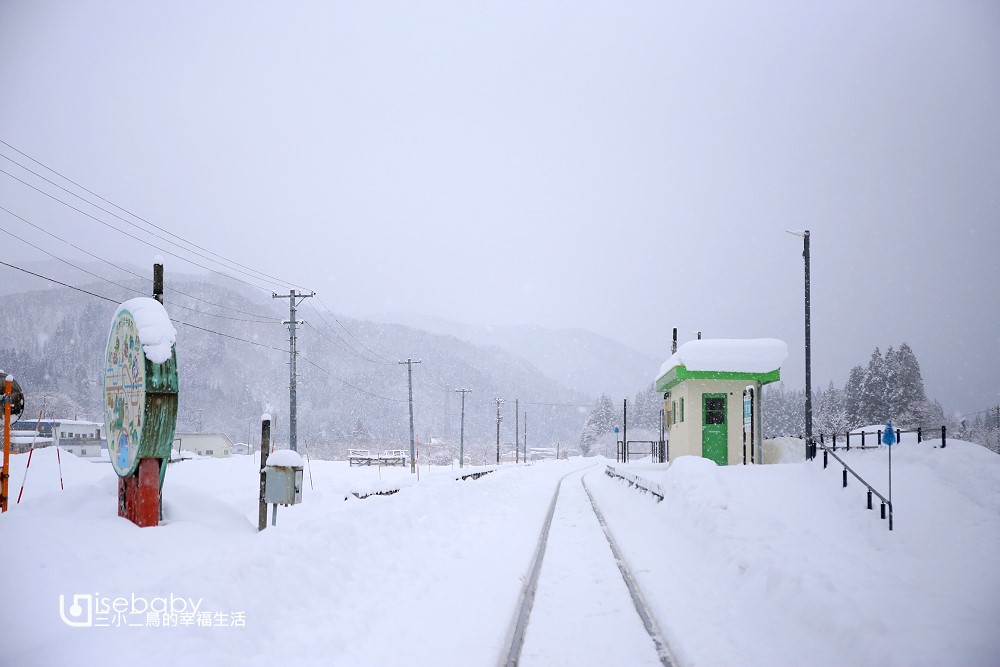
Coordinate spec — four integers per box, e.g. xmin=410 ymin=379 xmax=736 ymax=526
xmin=655 ymin=338 xmax=787 ymax=466
xmin=173 ymin=432 xmax=234 ymax=458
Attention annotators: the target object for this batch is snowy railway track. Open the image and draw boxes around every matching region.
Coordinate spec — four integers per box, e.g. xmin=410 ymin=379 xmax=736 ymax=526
xmin=501 ymin=466 xmax=676 ymax=667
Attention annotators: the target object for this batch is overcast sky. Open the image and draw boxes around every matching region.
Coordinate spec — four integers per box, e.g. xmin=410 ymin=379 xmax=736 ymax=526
xmin=1 ymin=1 xmax=998 ymax=416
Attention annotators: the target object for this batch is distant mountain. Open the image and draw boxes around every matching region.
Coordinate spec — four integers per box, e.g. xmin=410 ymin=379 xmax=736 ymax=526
xmin=0 ymin=272 xmax=596 ymax=460
xmin=372 ymin=312 xmax=663 ymax=399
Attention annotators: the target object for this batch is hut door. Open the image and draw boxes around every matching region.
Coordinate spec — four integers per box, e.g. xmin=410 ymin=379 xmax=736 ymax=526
xmin=702 ymin=394 xmax=728 ymax=465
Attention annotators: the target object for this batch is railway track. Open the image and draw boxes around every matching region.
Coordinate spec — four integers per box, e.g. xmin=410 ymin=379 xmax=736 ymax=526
xmin=502 ymin=466 xmax=675 ymax=667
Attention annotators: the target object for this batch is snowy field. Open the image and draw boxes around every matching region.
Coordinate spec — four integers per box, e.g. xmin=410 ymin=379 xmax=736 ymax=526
xmin=1 ymin=438 xmax=998 ymax=667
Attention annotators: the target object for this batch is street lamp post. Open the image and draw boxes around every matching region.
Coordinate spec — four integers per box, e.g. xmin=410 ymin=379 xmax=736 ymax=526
xmin=787 ymin=229 xmax=813 ymax=459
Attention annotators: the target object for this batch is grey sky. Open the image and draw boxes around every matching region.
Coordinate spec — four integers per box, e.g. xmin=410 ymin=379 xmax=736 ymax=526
xmin=1 ymin=1 xmax=998 ymax=416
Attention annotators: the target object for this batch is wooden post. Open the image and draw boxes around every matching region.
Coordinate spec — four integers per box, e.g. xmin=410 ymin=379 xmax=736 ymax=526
xmin=258 ymin=416 xmax=271 ymax=531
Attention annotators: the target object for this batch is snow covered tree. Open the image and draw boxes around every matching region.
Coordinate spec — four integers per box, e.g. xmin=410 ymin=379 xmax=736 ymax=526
xmin=579 ymin=393 xmax=616 ymax=455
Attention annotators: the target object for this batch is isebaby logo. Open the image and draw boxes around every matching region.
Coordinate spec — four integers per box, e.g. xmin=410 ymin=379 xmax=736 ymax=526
xmin=59 ymin=592 xmax=233 ymax=629
xmin=58 ymin=594 xmax=93 ymax=627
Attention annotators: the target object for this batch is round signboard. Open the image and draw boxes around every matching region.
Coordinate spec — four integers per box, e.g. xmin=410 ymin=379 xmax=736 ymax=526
xmin=104 ymin=308 xmax=146 ymax=477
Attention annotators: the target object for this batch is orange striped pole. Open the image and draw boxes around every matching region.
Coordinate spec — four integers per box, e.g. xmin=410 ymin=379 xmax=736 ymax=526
xmin=2 ymin=376 xmax=11 ymax=512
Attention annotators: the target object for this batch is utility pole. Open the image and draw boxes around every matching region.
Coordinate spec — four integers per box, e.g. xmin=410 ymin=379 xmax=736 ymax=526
xmin=272 ymin=289 xmax=315 ymax=452
xmin=787 ymin=229 xmax=812 ymax=459
xmin=399 ymin=359 xmax=422 ymax=473
xmin=495 ymin=397 xmax=505 ymax=464
xmin=454 ymin=388 xmax=472 ymax=468
xmin=515 ymin=398 xmax=520 ymax=464
xmin=523 ymin=411 xmax=527 ymax=463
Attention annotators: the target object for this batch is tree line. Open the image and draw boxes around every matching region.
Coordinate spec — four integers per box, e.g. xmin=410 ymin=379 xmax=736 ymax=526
xmin=764 ymin=343 xmax=946 ymax=438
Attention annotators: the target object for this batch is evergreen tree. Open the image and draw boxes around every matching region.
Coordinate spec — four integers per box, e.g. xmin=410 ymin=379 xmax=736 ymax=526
xmin=843 ymin=365 xmax=865 ymax=428
xmin=858 ymin=348 xmax=888 ymax=423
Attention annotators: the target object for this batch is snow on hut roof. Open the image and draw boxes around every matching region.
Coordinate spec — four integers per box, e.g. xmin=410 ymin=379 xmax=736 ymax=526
xmin=656 ymin=338 xmax=788 ymax=381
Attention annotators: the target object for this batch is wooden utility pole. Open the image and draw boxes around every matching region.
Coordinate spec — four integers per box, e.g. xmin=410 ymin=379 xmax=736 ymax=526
xmin=515 ymin=399 xmax=519 ymax=464
xmin=399 ymin=359 xmax=422 ymax=473
xmin=495 ymin=397 xmax=505 ymax=464
xmin=258 ymin=416 xmax=271 ymax=531
xmin=454 ymin=388 xmax=472 ymax=468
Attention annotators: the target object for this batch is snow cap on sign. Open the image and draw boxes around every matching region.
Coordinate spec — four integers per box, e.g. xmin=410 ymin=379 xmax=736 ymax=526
xmin=657 ymin=338 xmax=788 ymax=380
xmin=114 ymin=297 xmax=177 ymax=364
xmin=261 ymin=413 xmax=272 ymax=423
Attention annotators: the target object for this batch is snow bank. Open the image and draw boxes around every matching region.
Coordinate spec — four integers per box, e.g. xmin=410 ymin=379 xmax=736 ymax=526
xmin=113 ymin=297 xmax=177 ymax=364
xmin=761 ymin=437 xmax=806 ymax=464
xmin=657 ymin=338 xmax=788 ymax=380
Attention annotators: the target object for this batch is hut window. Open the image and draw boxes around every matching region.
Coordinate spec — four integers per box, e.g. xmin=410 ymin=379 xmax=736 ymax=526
xmin=680 ymin=398 xmax=685 ymax=422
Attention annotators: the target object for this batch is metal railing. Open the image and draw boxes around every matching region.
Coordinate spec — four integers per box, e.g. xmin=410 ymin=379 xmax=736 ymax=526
xmin=819 ymin=444 xmax=893 ymax=530
xmin=605 ymin=465 xmax=664 ymax=502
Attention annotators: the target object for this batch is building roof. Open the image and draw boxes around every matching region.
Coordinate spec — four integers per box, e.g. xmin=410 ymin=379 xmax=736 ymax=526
xmin=655 ymin=338 xmax=788 ymax=392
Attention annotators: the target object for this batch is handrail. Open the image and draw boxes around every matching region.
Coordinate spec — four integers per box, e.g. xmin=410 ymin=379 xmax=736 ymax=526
xmin=819 ymin=444 xmax=893 ymax=530
xmin=605 ymin=465 xmax=664 ymax=502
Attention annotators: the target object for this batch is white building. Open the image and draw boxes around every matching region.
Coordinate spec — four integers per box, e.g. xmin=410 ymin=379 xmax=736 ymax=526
xmin=12 ymin=419 xmax=105 ymax=458
xmin=173 ymin=432 xmax=234 ymax=458
xmin=655 ymin=339 xmax=787 ymax=466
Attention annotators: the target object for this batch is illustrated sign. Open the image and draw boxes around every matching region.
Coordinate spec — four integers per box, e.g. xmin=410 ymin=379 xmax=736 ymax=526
xmin=743 ymin=396 xmax=752 ymax=429
xmin=104 ymin=309 xmax=145 ymax=477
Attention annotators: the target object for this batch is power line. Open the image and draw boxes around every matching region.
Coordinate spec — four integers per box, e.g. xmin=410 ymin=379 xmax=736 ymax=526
xmin=0 ymin=259 xmax=287 ymax=353
xmin=0 ymin=204 xmax=278 ymax=319
xmin=0 ymin=259 xmax=119 ymax=304
xmin=0 ymin=140 xmax=311 ymax=291
xmin=0 ymin=166 xmax=282 ymax=293
xmin=0 ymin=223 xmax=277 ymax=323
xmin=297 ymin=353 xmax=408 ymax=403
xmin=525 ymin=401 xmax=596 ymax=408
xmin=315 ymin=295 xmax=396 ymax=363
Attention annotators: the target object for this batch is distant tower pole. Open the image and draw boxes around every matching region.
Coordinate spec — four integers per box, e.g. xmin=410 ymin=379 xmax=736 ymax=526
xmin=273 ymin=289 xmax=315 ymax=452
xmin=454 ymin=388 xmax=472 ymax=468
xmin=495 ymin=397 xmax=505 ymax=464
xmin=399 ymin=359 xmax=422 ymax=473
xmin=515 ymin=398 xmax=520 ymax=464
xmin=523 ymin=411 xmax=527 ymax=462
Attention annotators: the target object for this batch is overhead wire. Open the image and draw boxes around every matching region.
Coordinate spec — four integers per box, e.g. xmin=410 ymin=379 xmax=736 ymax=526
xmin=0 ymin=140 xmax=311 ymax=291
xmin=0 ymin=166 xmax=282 ymax=293
xmin=302 ymin=303 xmax=394 ymax=365
xmin=0 ymin=204 xmax=279 ymax=320
xmin=297 ymin=353 xmax=408 ymax=403
xmin=0 ymin=259 xmax=287 ymax=352
xmin=0 ymin=223 xmax=278 ymax=324
xmin=314 ymin=295 xmax=396 ymax=363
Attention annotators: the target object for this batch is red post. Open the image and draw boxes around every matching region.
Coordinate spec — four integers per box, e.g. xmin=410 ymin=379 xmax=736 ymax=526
xmin=119 ymin=459 xmax=160 ymax=527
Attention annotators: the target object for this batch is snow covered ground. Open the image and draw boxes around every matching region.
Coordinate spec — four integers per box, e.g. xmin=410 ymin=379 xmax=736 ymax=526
xmin=1 ymin=436 xmax=998 ymax=666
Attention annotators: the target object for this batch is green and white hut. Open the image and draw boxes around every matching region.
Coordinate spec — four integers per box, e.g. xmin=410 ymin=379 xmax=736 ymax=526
xmin=655 ymin=338 xmax=787 ymax=466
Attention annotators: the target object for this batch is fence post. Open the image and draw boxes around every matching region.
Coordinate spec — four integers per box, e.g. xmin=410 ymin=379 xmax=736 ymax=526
xmin=941 ymin=425 xmax=946 ymax=448
xmin=917 ymin=427 xmax=922 ymax=443
xmin=860 ymin=431 xmax=864 ymax=448
xmin=881 ymin=502 xmax=886 ymax=520
xmin=867 ymin=490 xmax=872 ymax=510
xmin=877 ymin=430 xmax=882 ymax=448
xmin=823 ymin=449 xmax=828 ymax=469
xmin=842 ymin=468 xmax=847 ymax=488
xmin=832 ymin=433 xmax=837 ymax=450
xmin=896 ymin=428 xmax=901 ymax=444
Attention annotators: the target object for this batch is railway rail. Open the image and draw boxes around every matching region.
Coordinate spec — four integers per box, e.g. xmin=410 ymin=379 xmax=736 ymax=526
xmin=501 ymin=466 xmax=676 ymax=667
